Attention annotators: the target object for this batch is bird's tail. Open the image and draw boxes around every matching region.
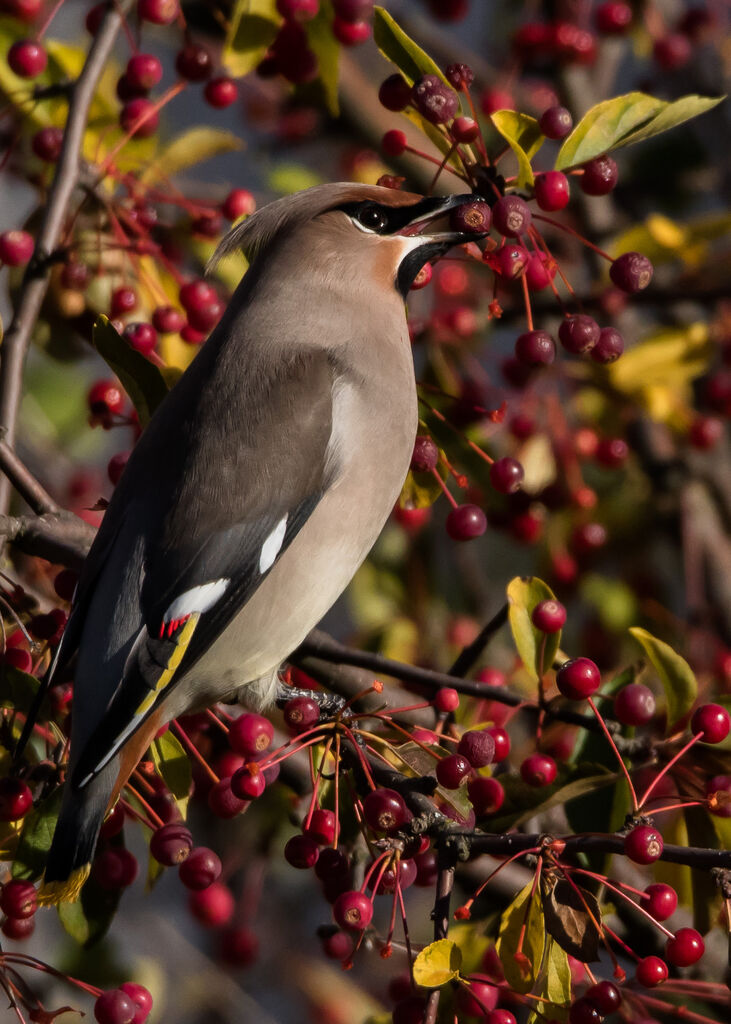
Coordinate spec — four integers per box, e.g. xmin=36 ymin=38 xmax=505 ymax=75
xmin=38 ymin=763 xmax=115 ymax=905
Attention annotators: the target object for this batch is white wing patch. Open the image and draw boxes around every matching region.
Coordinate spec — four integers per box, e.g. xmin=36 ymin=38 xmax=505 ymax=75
xmin=164 ymin=578 xmax=230 ymax=622
xmin=259 ymin=515 xmax=288 ymax=574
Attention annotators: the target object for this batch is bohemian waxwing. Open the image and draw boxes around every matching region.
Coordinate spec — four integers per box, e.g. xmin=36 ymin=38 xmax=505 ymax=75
xmin=35 ymin=182 xmax=482 ymax=901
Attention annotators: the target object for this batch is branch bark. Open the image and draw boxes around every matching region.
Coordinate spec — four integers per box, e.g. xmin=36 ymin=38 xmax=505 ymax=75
xmin=0 ymin=0 xmax=134 ymax=515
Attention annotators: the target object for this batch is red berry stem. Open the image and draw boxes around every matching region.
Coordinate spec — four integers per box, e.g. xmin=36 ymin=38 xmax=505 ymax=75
xmin=532 ymin=213 xmax=615 ymax=263
xmin=638 ymin=733 xmax=702 ymax=809
xmin=587 ymin=696 xmax=639 ymax=812
xmin=459 ymin=84 xmax=490 ymax=167
xmin=171 ymin=719 xmax=220 ymax=784
xmin=430 ymin=466 xmax=458 ymax=509
xmin=528 ymin=225 xmax=579 ymax=302
xmin=456 ymin=846 xmax=541 ymax=920
xmin=124 ymin=781 xmax=166 ymax=828
xmin=400 ymin=142 xmax=470 ymax=183
xmin=571 ymin=868 xmax=674 ymax=938
xmin=36 ymin=0 xmax=73 ymax=40
xmin=204 ymin=706 xmax=230 ymax=734
xmin=303 ymin=734 xmax=334 ymax=830
xmin=98 ymin=81 xmax=186 ymax=175
xmin=426 ymin=141 xmax=459 ymax=194
xmin=119 ymin=795 xmax=161 ymax=832
xmin=638 ymin=994 xmax=721 ymax=1024
xmin=519 ymin=270 xmax=534 ymax=331
xmin=418 ymin=394 xmax=495 ymax=467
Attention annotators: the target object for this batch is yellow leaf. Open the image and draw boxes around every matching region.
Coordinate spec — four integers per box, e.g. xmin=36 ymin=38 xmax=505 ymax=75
xmin=223 ymin=0 xmax=280 ymax=77
xmin=412 ymin=939 xmax=462 ymax=988
xmin=490 ymin=110 xmax=543 ymax=188
xmin=607 ymin=323 xmax=711 ymax=395
xmin=507 ymin=577 xmax=561 ymax=682
xmin=496 ymin=879 xmax=546 ymax=994
xmin=140 ymin=127 xmax=243 ymax=185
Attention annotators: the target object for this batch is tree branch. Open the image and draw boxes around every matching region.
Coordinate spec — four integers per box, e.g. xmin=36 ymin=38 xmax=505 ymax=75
xmin=0 ymin=442 xmax=59 ymax=516
xmin=0 ymin=512 xmax=94 ymax=569
xmin=0 ymin=0 xmax=134 ymax=515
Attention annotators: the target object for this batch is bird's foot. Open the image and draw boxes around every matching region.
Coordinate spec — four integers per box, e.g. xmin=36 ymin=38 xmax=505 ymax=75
xmin=275 ymin=682 xmax=346 ymax=719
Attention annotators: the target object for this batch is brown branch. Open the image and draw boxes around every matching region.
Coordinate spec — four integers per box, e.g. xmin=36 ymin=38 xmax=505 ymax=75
xmin=0 ymin=443 xmax=59 ymax=516
xmin=449 ymin=602 xmax=508 ymax=677
xmin=0 ymin=512 xmax=94 ymax=569
xmin=0 ymin=0 xmax=134 ymax=515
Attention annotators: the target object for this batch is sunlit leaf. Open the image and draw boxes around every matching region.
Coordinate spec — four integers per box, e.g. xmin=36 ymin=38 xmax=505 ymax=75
xmin=399 ymin=467 xmax=444 ymax=509
xmin=373 ymin=7 xmax=447 ymax=86
xmin=268 ymin=163 xmax=324 ymax=194
xmin=151 ymin=730 xmax=191 ymax=819
xmin=448 ymin=923 xmax=491 ymax=976
xmin=412 ymin=939 xmax=462 ymax=988
xmin=629 ymin=627 xmax=697 ymax=731
xmin=12 ymin=787 xmax=63 ymax=880
xmin=139 ymin=128 xmax=243 ymax=185
xmin=616 ymin=94 xmax=723 ymax=148
xmin=496 ymin=879 xmax=545 ymax=993
xmin=223 ymin=0 xmax=280 ymax=78
xmin=607 ymin=323 xmax=711 ymax=396
xmin=491 ymin=110 xmax=543 ymax=188
xmin=57 ymin=871 xmax=121 ymax=946
xmin=92 ymin=315 xmax=170 ymax=427
xmin=507 ymin=576 xmax=561 ymax=682
xmin=303 ymin=2 xmax=340 ymax=116
xmin=0 ymin=663 xmax=47 ymax=717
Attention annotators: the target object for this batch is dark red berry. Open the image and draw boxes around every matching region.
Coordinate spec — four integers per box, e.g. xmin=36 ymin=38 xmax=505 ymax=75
xmin=93 ymin=847 xmax=139 ymax=890
xmin=591 ymin=327 xmax=624 ymax=363
xmin=452 ymin=115 xmax=479 ymax=143
xmin=123 ymin=321 xmax=157 ymax=355
xmin=467 ymin=776 xmax=504 ymax=815
xmin=0 ymin=879 xmax=37 ymax=918
xmin=596 ymin=1 xmax=632 ymax=33
xmin=520 ymin=753 xmax=557 ymax=787
xmin=150 ymin=306 xmax=183 ymax=334
xmin=689 ymin=415 xmax=723 ymax=450
xmin=231 ymin=765 xmax=266 ymax=800
xmin=54 ymin=567 xmax=79 ymax=602
xmin=119 ymin=983 xmax=152 ymax=1024
xmin=332 ymin=17 xmax=371 ymax=45
xmin=137 ymin=0 xmax=179 ymax=23
xmin=614 ymin=683 xmax=656 ymax=725
xmin=653 ymin=33 xmax=691 ymax=70
xmin=178 ymin=846 xmax=221 ymax=889
xmin=277 ymin=0 xmax=319 ymax=17
xmin=188 ymin=880 xmax=234 ymax=926
xmin=150 ymin=823 xmax=192 ymax=866
xmin=3 ymin=0 xmax=43 ymax=22
xmin=436 ymin=753 xmax=471 ymax=789
xmin=515 ymin=329 xmax=555 ymax=366
xmin=446 ymin=504 xmax=487 ymax=541
xmin=283 ymin=695 xmax=320 ymax=733
xmin=175 ymin=42 xmax=212 ymax=82
xmin=487 ymin=726 xmax=510 ymax=762
xmin=304 ymin=807 xmax=336 ymax=845
xmin=556 ymin=658 xmax=600 ymax=700
xmin=569 ymin=1000 xmax=601 ymax=1024
xmin=411 ymin=74 xmax=458 ymax=125
xmin=315 ymin=847 xmax=350 ymax=882
xmin=444 ymin=61 xmax=473 ymax=89
xmin=207 ymin=778 xmax=248 ymax=818
xmin=571 ymin=522 xmax=608 ymax=556
xmin=457 ymin=729 xmax=495 ymax=768
xmin=94 ymin=989 xmax=137 ymax=1024
xmin=557 ymin=316 xmax=599 ymax=356
xmin=0 ymin=229 xmax=34 ymax=266
xmin=494 ymin=243 xmax=529 ymax=279
xmin=492 ymin=195 xmax=532 ymax=237
xmin=691 ymin=703 xmax=730 ymax=743
xmin=666 ymin=927 xmax=704 ymax=967
xmin=333 ymin=890 xmax=373 ymax=930
xmin=586 ymin=980 xmax=621 ymax=1014
xmin=644 ymin=883 xmax=677 ymax=921
xmin=625 ymin=824 xmax=664 ymax=864
xmin=580 ymin=155 xmax=618 ymax=196
xmin=531 ymin=599 xmax=566 ymax=633
xmin=282 ymin=833 xmax=319 ymax=869
xmin=120 ymin=98 xmax=159 ymax=138
xmin=126 ymin=53 xmax=162 ymax=90
xmin=636 ymin=955 xmax=668 ymax=987
xmin=99 ymin=802 xmax=126 ymax=839
xmin=382 ymin=129 xmax=407 ymax=157
xmin=2 ymin=915 xmax=35 ymax=939
xmin=610 ymin=252 xmax=653 ymax=293
xmin=0 ymin=778 xmax=33 ymax=821
xmin=333 ymin=0 xmax=372 ymax=20
xmin=219 ymin=925 xmax=259 ymax=967
xmin=411 ymin=435 xmax=438 ymax=472
xmin=596 ymin=437 xmax=628 ymax=468
xmin=534 ymin=171 xmax=570 ymax=211
xmin=228 ymin=712 xmax=274 ymax=756
xmin=204 ymin=77 xmax=238 ymax=108
xmin=378 ymin=74 xmax=411 ymax=114
xmin=32 ymin=125 xmax=63 ymax=162
xmin=8 ymin=39 xmax=47 ymax=77
xmin=392 ymin=995 xmax=428 ymax=1024
xmin=486 ymin=1012 xmax=516 ymax=1024
xmin=539 ymin=105 xmax=572 ymax=139
xmin=489 ymin=457 xmax=524 ymax=494
xmin=450 ymin=201 xmax=491 ymax=234
xmin=363 ymin=788 xmax=408 ymax=832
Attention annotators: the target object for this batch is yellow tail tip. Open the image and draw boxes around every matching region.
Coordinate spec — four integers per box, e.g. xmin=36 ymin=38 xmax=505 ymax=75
xmin=37 ymin=863 xmax=91 ymax=905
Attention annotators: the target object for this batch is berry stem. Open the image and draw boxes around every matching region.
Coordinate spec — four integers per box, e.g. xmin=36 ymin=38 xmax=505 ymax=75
xmin=587 ymin=696 xmax=639 ymax=812
xmin=571 ymin=867 xmax=674 ymax=938
xmin=532 ymin=214 xmax=615 ymax=262
xmin=122 ymin=782 xmax=165 ymax=829
xmin=171 ymin=719 xmax=220 ymax=784
xmin=638 ymin=734 xmax=702 ymax=809
xmin=430 ymin=466 xmax=458 ymax=509
xmin=520 ymin=271 xmax=534 ymax=331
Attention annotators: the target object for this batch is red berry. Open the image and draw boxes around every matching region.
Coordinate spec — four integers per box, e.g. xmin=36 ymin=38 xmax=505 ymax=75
xmin=3 ymin=0 xmax=43 ymax=22
xmin=31 ymin=125 xmax=63 ymax=162
xmin=277 ymin=0 xmax=319 ymax=17
xmin=0 ymin=229 xmax=34 ymax=266
xmin=486 ymin=1012 xmax=516 ymax=1024
xmin=610 ymin=251 xmax=654 ymax=293
xmin=188 ymin=880 xmax=235 ymax=926
xmin=2 ymin=914 xmax=35 ymax=939
xmin=586 ymin=980 xmax=621 ymax=1014
xmin=444 ymin=62 xmax=473 ymax=90
xmin=467 ymin=776 xmax=504 ymax=815
xmin=691 ymin=703 xmax=730 ymax=743
xmin=596 ymin=437 xmax=629 ymax=468
xmin=539 ymin=105 xmax=572 ymax=139
xmin=178 ymin=845 xmax=221 ymax=888
xmin=363 ymin=788 xmax=408 ymax=832
xmin=636 ymin=955 xmax=668 ymax=987
xmin=446 ymin=504 xmax=487 ymax=541
xmin=315 ymin=847 xmax=350 ymax=883
xmin=175 ymin=42 xmax=212 ymax=82
xmin=231 ymin=765 xmax=266 ymax=800
xmin=207 ymin=778 xmax=248 ymax=818
xmin=525 ymin=252 xmax=556 ymax=291
xmin=480 ymin=87 xmax=514 ymax=115
xmin=666 ymin=927 xmax=704 ymax=967
xmin=108 ymin=449 xmax=131 ymax=485
xmin=204 ymin=77 xmax=238 ymax=108
xmin=0 ymin=778 xmax=33 ymax=820
xmin=531 ymin=599 xmax=566 ymax=633
xmin=596 ymin=1 xmax=632 ymax=33
xmin=120 ymin=98 xmax=159 ymax=138
xmin=534 ymin=171 xmax=570 ymax=211
xmin=392 ymin=995 xmax=428 ymax=1024
xmin=382 ymin=129 xmax=407 ymax=157
xmin=118 ymin=983 xmax=152 ymax=1024
xmin=137 ymin=0 xmax=179 ymax=24
xmin=93 ymin=847 xmax=138 ymax=890
xmin=228 ymin=712 xmax=274 ymax=756
xmin=457 ymin=977 xmax=499 ymax=1017
xmin=643 ymin=883 xmax=677 ymax=921
xmin=99 ymin=802 xmax=125 ymax=840
xmin=452 ymin=115 xmax=479 ymax=143
xmin=492 ymin=195 xmax=532 ymax=237
xmin=179 ymin=278 xmax=216 ymax=312
xmin=123 ymin=321 xmax=157 ymax=355
xmin=378 ymin=72 xmax=411 ymax=111
xmin=614 ymin=683 xmax=656 ymax=725
xmin=515 ymin=329 xmax=555 ymax=366
xmin=556 ymin=658 xmax=601 ymax=700
xmin=333 ymin=890 xmax=373 ymax=930
xmin=222 ymin=188 xmax=256 ymax=220
xmin=458 ymin=729 xmax=495 ymax=768
xmin=8 ymin=39 xmax=46 ymax=77
xmin=434 ymin=687 xmax=459 ymax=713
xmin=0 ymin=879 xmax=37 ymax=918
xmin=304 ymin=807 xmax=336 ymax=845
xmin=283 ymin=695 xmax=320 ymax=733
xmin=436 ymin=753 xmax=471 ymax=789
xmin=110 ymin=286 xmax=138 ymax=318
xmin=624 ymin=824 xmax=664 ymax=865
xmin=490 ymin=457 xmax=524 ymax=495
xmin=333 ymin=0 xmax=372 ymax=19
xmin=494 ymin=243 xmax=529 ymax=279
xmin=689 ymin=415 xmax=723 ymax=450
xmin=487 ymin=726 xmax=510 ymax=762
xmin=571 ymin=522 xmax=608 ymax=555
xmin=568 ymin=1000 xmax=601 ymax=1024
xmin=332 ymin=17 xmax=371 ymax=46
xmin=591 ymin=326 xmax=624 ymax=363
xmin=411 ymin=435 xmax=439 ymax=472
xmin=94 ymin=989 xmax=137 ymax=1024
xmin=450 ymin=201 xmax=491 ymax=235
xmin=653 ymin=33 xmax=691 ymax=70
xmin=219 ymin=926 xmax=259 ymax=967
xmin=411 ymin=74 xmax=458 ymax=125
xmin=126 ymin=53 xmax=162 ymax=90
xmin=151 ymin=306 xmax=184 ymax=334
xmin=520 ymin=752 xmax=557 ymax=787
xmin=4 ymin=648 xmax=33 ymax=672
xmin=580 ymin=155 xmax=618 ymax=195
xmin=559 ymin=316 xmax=601 ymax=358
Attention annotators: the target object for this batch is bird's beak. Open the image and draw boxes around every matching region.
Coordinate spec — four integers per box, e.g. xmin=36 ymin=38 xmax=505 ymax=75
xmin=395 ymin=194 xmax=488 ymax=246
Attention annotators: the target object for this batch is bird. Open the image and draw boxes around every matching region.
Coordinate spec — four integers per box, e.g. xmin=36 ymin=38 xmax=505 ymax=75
xmin=34 ymin=182 xmax=481 ymax=903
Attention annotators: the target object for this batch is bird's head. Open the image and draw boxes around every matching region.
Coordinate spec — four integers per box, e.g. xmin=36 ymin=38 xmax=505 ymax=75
xmin=209 ymin=182 xmax=485 ymax=299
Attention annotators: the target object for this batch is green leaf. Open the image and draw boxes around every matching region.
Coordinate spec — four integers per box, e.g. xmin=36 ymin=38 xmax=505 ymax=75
xmin=373 ymin=7 xmax=447 ymax=86
xmin=92 ymin=315 xmax=170 ymax=427
xmin=629 ymin=627 xmax=697 ymax=731
xmin=412 ymin=938 xmax=462 ymax=988
xmin=496 ymin=879 xmax=545 ymax=993
xmin=303 ymin=2 xmax=340 ymax=116
xmin=507 ymin=576 xmax=561 ymax=682
xmin=399 ymin=467 xmax=443 ymax=509
xmin=139 ymin=127 xmax=243 ymax=186
xmin=543 ymin=936 xmax=572 ymax=1009
xmin=488 ymin=765 xmax=615 ymax=832
xmin=151 ymin=731 xmax=191 ymax=818
xmin=268 ymin=163 xmax=324 ymax=194
xmin=0 ymin=663 xmax=46 ymax=716
xmin=448 ymin=923 xmax=491 ymax=977
xmin=555 ymin=92 xmax=723 ymax=170
xmin=57 ymin=872 xmax=121 ymax=947
xmin=223 ymin=0 xmax=280 ymax=78
xmin=490 ymin=111 xmax=543 ymax=188
xmin=12 ymin=786 xmax=63 ymax=880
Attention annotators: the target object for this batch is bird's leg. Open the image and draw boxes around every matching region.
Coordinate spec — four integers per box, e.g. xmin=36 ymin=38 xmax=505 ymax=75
xmin=274 ymin=682 xmax=346 ymax=719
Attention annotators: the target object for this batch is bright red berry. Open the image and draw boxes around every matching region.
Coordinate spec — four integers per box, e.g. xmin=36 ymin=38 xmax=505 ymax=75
xmin=0 ymin=778 xmax=33 ymax=820
xmin=118 ymin=983 xmax=152 ymax=1024
xmin=231 ymin=765 xmax=266 ymax=800
xmin=8 ymin=39 xmax=46 ymax=77
xmin=137 ymin=0 xmax=179 ymax=24
xmin=596 ymin=1 xmax=632 ymax=33
xmin=0 ymin=229 xmax=34 ymax=266
xmin=123 ymin=321 xmax=157 ymax=355
xmin=304 ymin=807 xmax=336 ymax=845
xmin=624 ymin=824 xmax=664 ymax=864
xmin=188 ymin=880 xmax=235 ymax=926
xmin=452 ymin=115 xmax=479 ymax=143
xmin=436 ymin=753 xmax=471 ymax=789
xmin=521 ymin=753 xmax=557 ymax=786
xmin=283 ymin=695 xmax=320 ymax=733
xmin=94 ymin=989 xmax=137 ymax=1024
xmin=487 ymin=726 xmax=510 ymax=762
xmin=457 ymin=977 xmax=499 ymax=1017
xmin=382 ymin=129 xmax=407 ymax=157
xmin=333 ymin=890 xmax=373 ymax=930
xmin=222 ymin=188 xmax=256 ymax=220
xmin=494 ymin=243 xmax=529 ymax=279
xmin=556 ymin=658 xmax=601 ymax=700
xmin=446 ymin=504 xmax=487 ymax=541
xmin=586 ymin=980 xmax=621 ymax=1014
xmin=204 ymin=77 xmax=238 ymax=108
xmin=332 ymin=17 xmax=371 ymax=45
xmin=534 ymin=171 xmax=570 ymax=211
xmin=228 ymin=713 xmax=274 ymax=756
xmin=636 ymin=955 xmax=668 ymax=987
xmin=666 ymin=927 xmax=704 ymax=967
xmin=643 ymin=882 xmax=677 ymax=921
xmin=691 ymin=703 xmax=730 ymax=743
xmin=531 ymin=599 xmax=566 ymax=633
xmin=434 ymin=687 xmax=460 ymax=713
xmin=126 ymin=53 xmax=162 ymax=90
xmin=467 ymin=776 xmax=504 ymax=815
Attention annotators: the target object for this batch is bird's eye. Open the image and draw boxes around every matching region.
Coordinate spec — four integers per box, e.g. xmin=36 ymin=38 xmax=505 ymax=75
xmin=357 ymin=205 xmax=389 ymax=232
